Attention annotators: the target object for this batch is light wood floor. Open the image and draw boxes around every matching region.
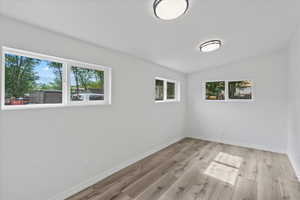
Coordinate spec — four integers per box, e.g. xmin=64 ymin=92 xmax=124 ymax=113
xmin=67 ymin=138 xmax=300 ymax=200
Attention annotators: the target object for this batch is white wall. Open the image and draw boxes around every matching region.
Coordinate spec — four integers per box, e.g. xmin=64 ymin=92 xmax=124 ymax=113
xmin=287 ymin=26 xmax=300 ymax=179
xmin=1 ymin=13 xmax=299 ymax=200
xmin=0 ymin=16 xmax=187 ymax=200
xmin=187 ymin=50 xmax=288 ymax=153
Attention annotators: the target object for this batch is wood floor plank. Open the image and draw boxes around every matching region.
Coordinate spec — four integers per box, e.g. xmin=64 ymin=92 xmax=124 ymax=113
xmin=159 ymin=166 xmax=200 ymax=200
xmin=257 ymin=150 xmax=273 ymax=180
xmin=66 ymin=139 xmax=192 ymax=200
xmin=197 ymin=142 xmax=223 ymax=164
xmin=122 ymin=158 xmax=177 ymax=198
xmin=111 ymin=194 xmax=133 ymax=200
xmin=159 ymin=158 xmax=235 ymax=200
xmin=66 ymin=138 xmax=300 ymax=200
xmin=183 ymin=175 xmax=219 ymax=200
xmin=123 ymin=140 xmax=208 ymax=198
xmin=208 ymin=181 xmax=234 ymax=200
xmin=277 ymin=179 xmax=300 ymax=200
xmin=257 ymin=177 xmax=282 ymax=200
xmin=135 ymin=141 xmax=209 ymax=200
xmin=232 ymin=177 xmax=257 ymax=200
xmin=84 ymin=140 xmax=199 ymax=200
xmin=273 ymin=153 xmax=299 ymax=182
xmin=239 ymin=148 xmax=258 ymax=181
xmin=135 ymin=173 xmax=177 ymax=200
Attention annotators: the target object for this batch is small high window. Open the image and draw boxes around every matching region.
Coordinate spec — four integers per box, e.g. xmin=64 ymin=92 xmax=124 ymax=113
xmin=155 ymin=77 xmax=180 ymax=102
xmin=155 ymin=79 xmax=164 ymax=101
xmin=167 ymin=81 xmax=175 ymax=100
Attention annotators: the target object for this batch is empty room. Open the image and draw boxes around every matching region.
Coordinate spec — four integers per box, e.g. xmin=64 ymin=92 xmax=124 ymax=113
xmin=0 ymin=0 xmax=300 ymax=200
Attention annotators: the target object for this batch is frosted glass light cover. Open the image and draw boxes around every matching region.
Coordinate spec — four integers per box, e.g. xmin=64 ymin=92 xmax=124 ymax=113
xmin=154 ymin=0 xmax=188 ymax=20
xmin=200 ymin=40 xmax=222 ymax=52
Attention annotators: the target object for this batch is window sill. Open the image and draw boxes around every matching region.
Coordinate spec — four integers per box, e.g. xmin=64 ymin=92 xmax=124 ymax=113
xmin=155 ymin=100 xmax=180 ymax=103
xmin=203 ymin=99 xmax=254 ymax=103
xmin=1 ymin=102 xmax=112 ymax=111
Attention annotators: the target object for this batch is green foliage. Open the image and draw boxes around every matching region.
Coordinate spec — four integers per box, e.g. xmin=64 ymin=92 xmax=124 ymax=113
xmin=167 ymin=82 xmax=175 ymax=98
xmin=5 ymin=54 xmax=64 ymax=100
xmin=5 ymin=53 xmax=104 ymax=100
xmin=48 ymin=61 xmax=63 ymax=90
xmin=71 ymin=66 xmax=104 ymax=95
xmin=155 ymin=80 xmax=164 ymax=100
xmin=228 ymin=81 xmax=251 ymax=99
xmin=206 ymin=81 xmax=225 ymax=97
xmin=229 ymin=81 xmax=238 ymax=98
xmin=5 ymin=54 xmax=40 ymax=98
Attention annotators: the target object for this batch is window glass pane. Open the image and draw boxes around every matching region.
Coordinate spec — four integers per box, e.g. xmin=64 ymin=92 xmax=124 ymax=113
xmin=4 ymin=53 xmax=63 ymax=106
xmin=167 ymin=82 xmax=175 ymax=99
xmin=155 ymin=79 xmax=164 ymax=101
xmin=228 ymin=80 xmax=252 ymax=100
xmin=70 ymin=66 xmax=104 ymax=102
xmin=205 ymin=81 xmax=225 ymax=100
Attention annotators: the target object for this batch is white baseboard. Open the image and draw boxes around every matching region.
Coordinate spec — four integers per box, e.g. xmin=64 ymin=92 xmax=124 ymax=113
xmin=48 ymin=136 xmax=185 ymax=200
xmin=287 ymin=153 xmax=300 ymax=182
xmin=189 ymin=135 xmax=285 ymax=154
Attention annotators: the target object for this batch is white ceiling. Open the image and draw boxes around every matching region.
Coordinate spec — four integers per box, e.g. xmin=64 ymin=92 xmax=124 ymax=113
xmin=1 ymin=0 xmax=300 ymax=73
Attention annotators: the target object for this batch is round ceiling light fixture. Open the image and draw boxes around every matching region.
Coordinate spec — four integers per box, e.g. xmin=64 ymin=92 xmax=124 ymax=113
xmin=199 ymin=40 xmax=222 ymax=53
xmin=153 ymin=0 xmax=189 ymax=20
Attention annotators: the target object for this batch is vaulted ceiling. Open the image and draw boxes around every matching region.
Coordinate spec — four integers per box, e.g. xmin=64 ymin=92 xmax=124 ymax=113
xmin=1 ymin=0 xmax=300 ymax=73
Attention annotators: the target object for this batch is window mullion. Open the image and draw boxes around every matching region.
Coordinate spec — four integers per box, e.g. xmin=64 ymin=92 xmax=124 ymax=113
xmin=63 ymin=63 xmax=69 ymax=105
xmin=176 ymin=82 xmax=180 ymax=101
xmin=164 ymin=80 xmax=167 ymax=101
xmin=105 ymin=69 xmax=112 ymax=104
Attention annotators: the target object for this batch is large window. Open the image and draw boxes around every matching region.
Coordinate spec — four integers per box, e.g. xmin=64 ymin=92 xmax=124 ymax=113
xmin=4 ymin=53 xmax=63 ymax=106
xmin=1 ymin=47 xmax=111 ymax=110
xmin=155 ymin=77 xmax=180 ymax=102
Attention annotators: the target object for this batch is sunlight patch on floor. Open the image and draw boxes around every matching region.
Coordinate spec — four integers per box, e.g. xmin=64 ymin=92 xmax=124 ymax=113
xmin=204 ymin=152 xmax=244 ymax=185
xmin=214 ymin=152 xmax=243 ymax=168
xmin=204 ymin=161 xmax=239 ymax=185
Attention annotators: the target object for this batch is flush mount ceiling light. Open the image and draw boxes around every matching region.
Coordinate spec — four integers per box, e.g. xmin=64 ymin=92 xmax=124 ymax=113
xmin=200 ymin=40 xmax=222 ymax=53
xmin=153 ymin=0 xmax=189 ymax=20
